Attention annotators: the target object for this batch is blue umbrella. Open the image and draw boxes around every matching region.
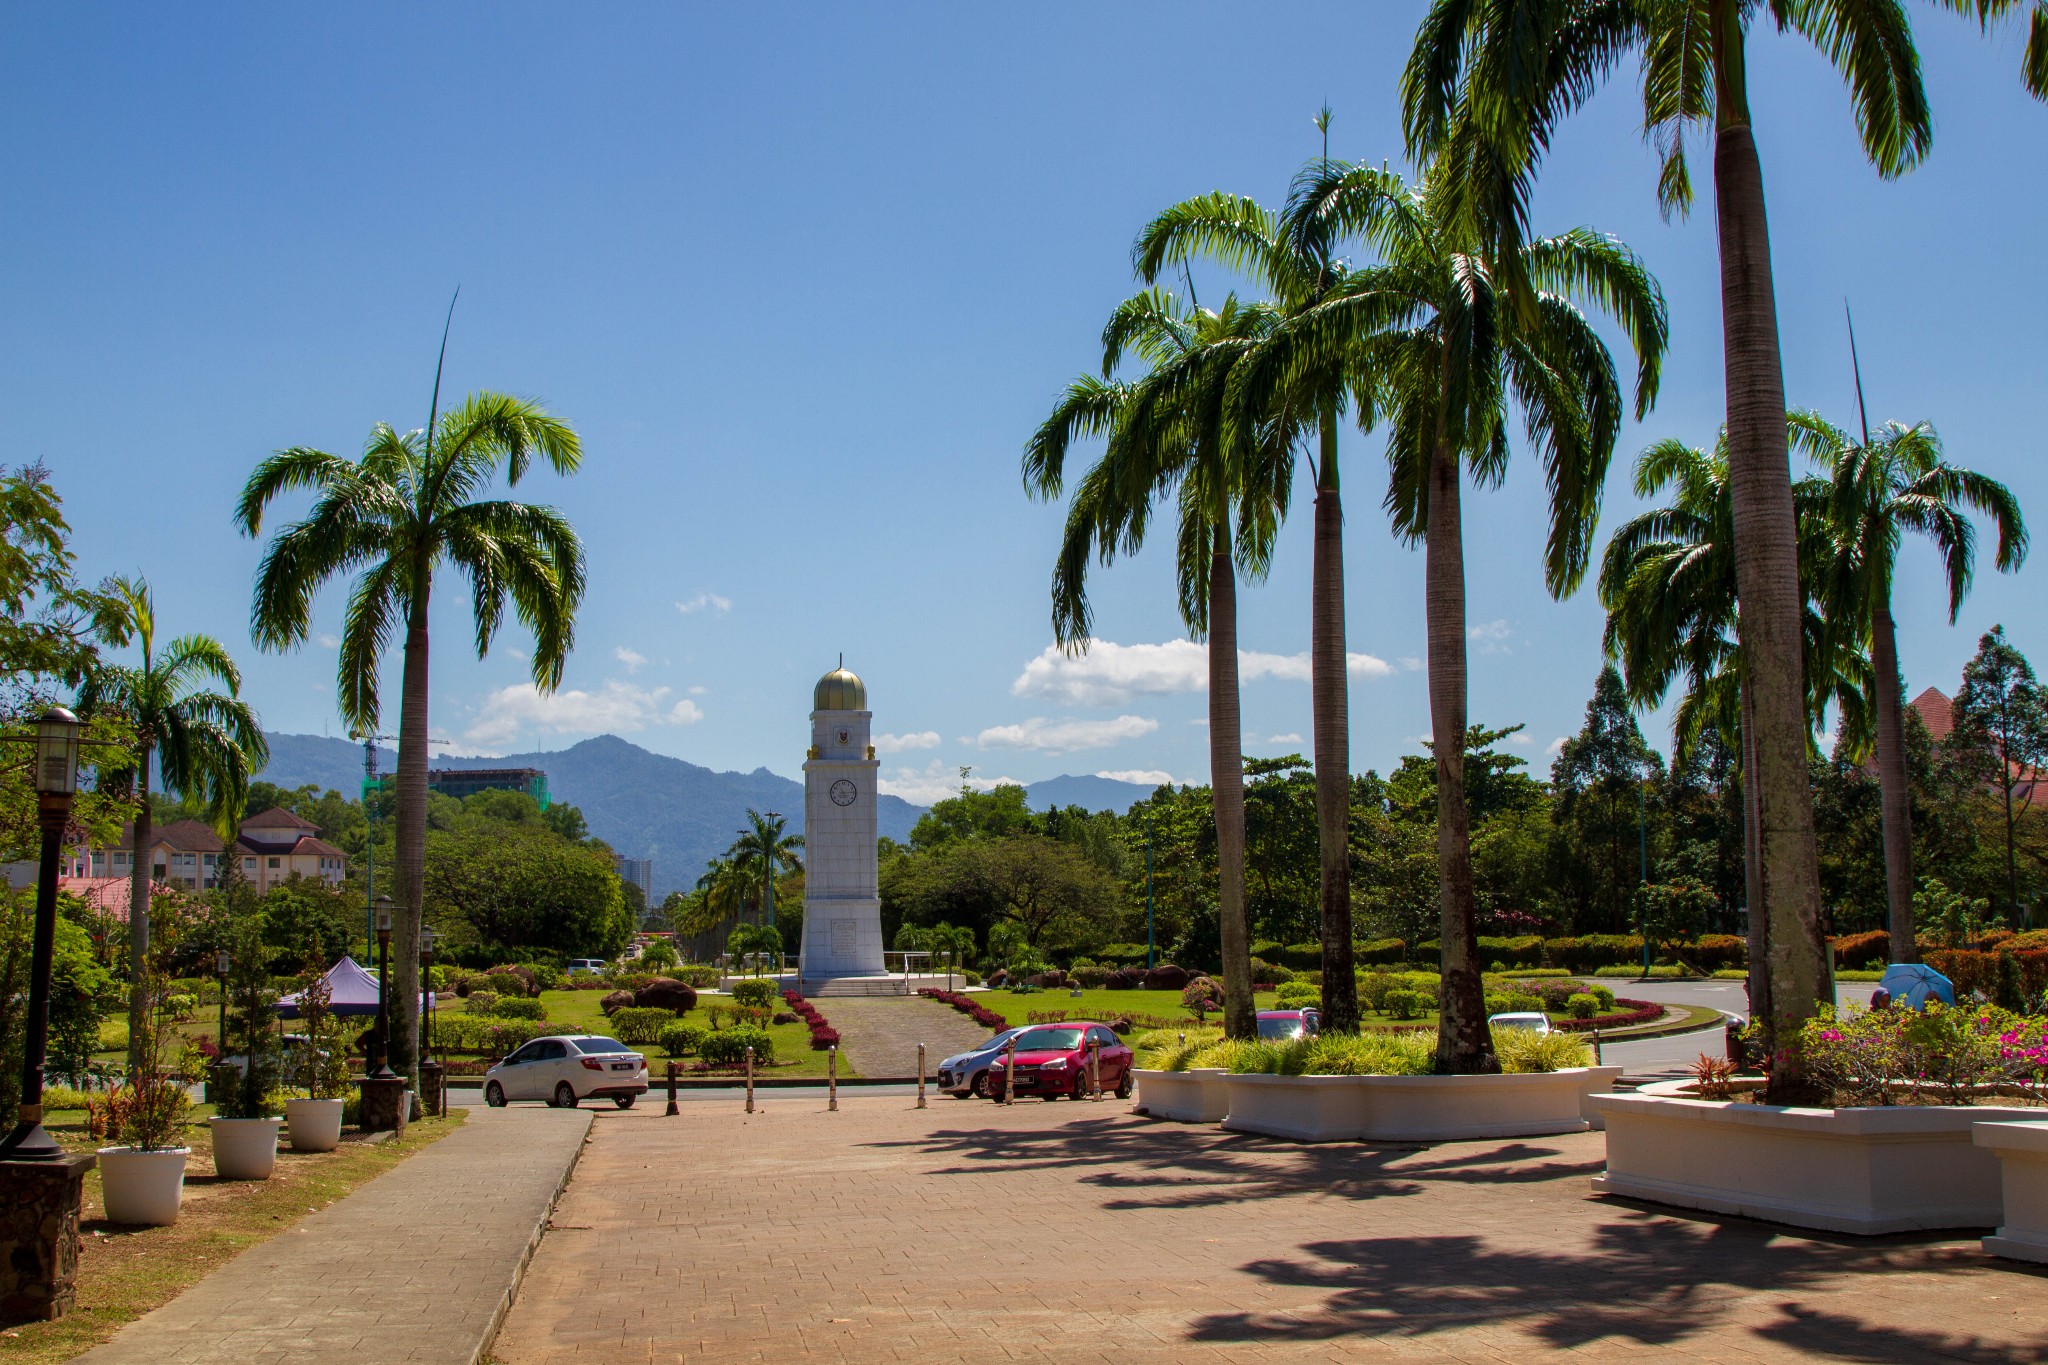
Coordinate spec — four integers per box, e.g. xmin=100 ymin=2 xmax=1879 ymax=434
xmin=1876 ymin=962 xmax=1955 ymax=1010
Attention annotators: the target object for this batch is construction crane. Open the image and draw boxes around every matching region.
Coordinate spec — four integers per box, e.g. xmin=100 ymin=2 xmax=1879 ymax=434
xmin=351 ymin=731 xmax=451 ymax=959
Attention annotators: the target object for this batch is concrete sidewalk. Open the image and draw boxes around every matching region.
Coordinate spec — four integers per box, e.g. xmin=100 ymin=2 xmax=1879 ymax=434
xmin=78 ymin=1105 xmax=591 ymax=1365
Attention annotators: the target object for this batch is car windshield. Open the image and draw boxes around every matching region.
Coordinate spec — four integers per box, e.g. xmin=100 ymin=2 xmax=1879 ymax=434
xmin=1011 ymin=1027 xmax=1084 ymax=1051
xmin=573 ymin=1037 xmax=633 ymax=1054
xmin=1257 ymin=1017 xmax=1306 ymax=1039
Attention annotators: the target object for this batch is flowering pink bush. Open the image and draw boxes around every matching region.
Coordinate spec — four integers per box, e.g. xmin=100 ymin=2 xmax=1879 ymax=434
xmin=1800 ymin=1003 xmax=2048 ymax=1107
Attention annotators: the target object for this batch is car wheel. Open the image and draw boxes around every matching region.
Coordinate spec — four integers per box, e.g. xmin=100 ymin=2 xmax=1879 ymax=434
xmin=970 ymin=1071 xmax=990 ymax=1099
xmin=554 ymin=1081 xmax=579 ymax=1109
xmin=484 ymin=1081 xmax=506 ymax=1108
xmin=1115 ymin=1068 xmax=1134 ymax=1099
xmin=613 ymin=1094 xmax=635 ymax=1110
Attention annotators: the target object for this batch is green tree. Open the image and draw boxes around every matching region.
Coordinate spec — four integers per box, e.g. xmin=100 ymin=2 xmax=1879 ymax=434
xmin=236 ymin=391 xmax=585 ymax=1082
xmin=78 ymin=576 xmax=266 ymax=1068
xmin=908 ymin=783 xmax=1038 ymax=851
xmin=1553 ymin=666 xmax=1667 ymax=935
xmin=1401 ymin=0 xmax=2025 ymax=1096
xmin=1950 ymin=626 xmax=2048 ymax=925
xmin=0 ymin=463 xmax=123 ymax=701
xmin=1801 ymin=411 xmax=2026 ymax=960
xmin=1257 ymin=157 xmax=1663 ymax=1072
xmin=1025 ymin=287 xmax=1291 ymax=1038
xmin=726 ymin=809 xmax=803 ymax=930
xmin=422 ymin=824 xmax=630 ymax=959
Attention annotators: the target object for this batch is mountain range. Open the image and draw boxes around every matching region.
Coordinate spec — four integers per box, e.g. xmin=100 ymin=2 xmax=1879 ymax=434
xmin=256 ymin=732 xmax=1156 ymax=898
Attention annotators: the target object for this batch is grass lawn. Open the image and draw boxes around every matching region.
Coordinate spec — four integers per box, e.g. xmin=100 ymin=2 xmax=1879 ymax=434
xmin=1 ymin=1108 xmax=463 ymax=1363
xmin=948 ymin=987 xmax=1646 ymax=1036
xmin=503 ymin=989 xmax=851 ymax=1079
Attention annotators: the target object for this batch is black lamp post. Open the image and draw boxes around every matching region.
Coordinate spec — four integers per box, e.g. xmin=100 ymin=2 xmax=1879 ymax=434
xmin=369 ymin=895 xmax=395 ymax=1080
xmin=215 ymin=949 xmax=230 ymax=1057
xmin=418 ymin=926 xmax=438 ymax=1057
xmin=1 ymin=707 xmax=83 ymax=1160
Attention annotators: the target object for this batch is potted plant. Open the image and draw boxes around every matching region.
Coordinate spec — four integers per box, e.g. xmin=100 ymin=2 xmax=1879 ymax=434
xmin=90 ymin=949 xmax=195 ymax=1225
xmin=209 ymin=921 xmax=285 ymax=1179
xmin=284 ymin=967 xmax=349 ymax=1152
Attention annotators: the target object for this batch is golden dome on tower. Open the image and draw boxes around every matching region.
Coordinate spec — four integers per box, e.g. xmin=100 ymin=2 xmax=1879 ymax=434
xmin=813 ymin=660 xmax=867 ymax=711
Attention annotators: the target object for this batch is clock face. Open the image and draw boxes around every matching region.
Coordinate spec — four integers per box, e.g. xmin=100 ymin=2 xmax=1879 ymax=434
xmin=829 ymin=778 xmax=858 ymax=807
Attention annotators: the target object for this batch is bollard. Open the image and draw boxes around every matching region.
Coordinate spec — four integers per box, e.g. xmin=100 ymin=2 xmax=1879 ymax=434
xmin=828 ymin=1045 xmax=839 ymax=1112
xmin=1002 ymin=1037 xmax=1016 ymax=1105
xmin=1592 ymin=1026 xmax=1603 ymax=1067
xmin=665 ymin=1059 xmax=679 ymax=1116
xmin=1088 ymin=1038 xmax=1101 ymax=1101
xmin=745 ymin=1046 xmax=755 ymax=1114
xmin=916 ymin=1043 xmax=927 ymax=1109
xmin=1177 ymin=1031 xmax=1185 ymax=1048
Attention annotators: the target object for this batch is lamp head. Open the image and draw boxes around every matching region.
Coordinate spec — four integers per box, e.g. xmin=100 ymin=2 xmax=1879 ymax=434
xmin=375 ymin=895 xmax=393 ymax=935
xmin=216 ymin=949 xmax=230 ymax=975
xmin=34 ymin=706 xmax=82 ymax=797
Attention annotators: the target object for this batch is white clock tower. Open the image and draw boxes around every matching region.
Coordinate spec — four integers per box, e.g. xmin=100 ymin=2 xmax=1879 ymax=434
xmin=798 ymin=660 xmax=884 ymax=982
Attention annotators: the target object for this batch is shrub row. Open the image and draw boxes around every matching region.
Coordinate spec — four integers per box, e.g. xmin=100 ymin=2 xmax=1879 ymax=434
xmin=920 ymin=988 xmax=1007 ymax=1031
xmin=1556 ymin=998 xmax=1663 ymax=1032
xmin=781 ymin=991 xmax=841 ymax=1050
xmin=431 ymin=1016 xmax=544 ymax=1057
xmin=699 ymin=1027 xmax=773 ymax=1068
xmin=609 ymin=1006 xmax=676 ymax=1045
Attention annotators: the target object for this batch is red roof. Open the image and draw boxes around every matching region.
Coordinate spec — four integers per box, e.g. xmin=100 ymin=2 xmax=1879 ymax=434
xmin=291 ymin=836 xmax=346 ymax=858
xmin=116 ymin=819 xmax=224 ymax=853
xmin=1910 ymin=687 xmax=1954 ymax=743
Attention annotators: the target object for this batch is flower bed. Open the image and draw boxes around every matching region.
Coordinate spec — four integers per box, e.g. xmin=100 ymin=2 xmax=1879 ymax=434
xmin=782 ymin=991 xmax=841 ymax=1050
xmin=1559 ymin=999 xmax=1662 ymax=1032
xmin=919 ymin=988 xmax=1007 ymax=1031
xmin=1220 ymin=1068 xmax=1624 ymax=1142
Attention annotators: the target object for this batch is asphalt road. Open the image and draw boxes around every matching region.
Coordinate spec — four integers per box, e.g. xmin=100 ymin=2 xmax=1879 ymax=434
xmin=1601 ymin=977 xmax=1878 ymax=1078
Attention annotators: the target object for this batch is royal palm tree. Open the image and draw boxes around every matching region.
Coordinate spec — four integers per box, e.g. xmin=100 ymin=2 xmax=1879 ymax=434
xmin=1600 ymin=432 xmax=1864 ymax=1024
xmin=1025 ymin=288 xmax=1290 ymax=1041
xmin=1796 ymin=412 xmax=2027 ymax=962
xmin=1242 ymin=156 xmax=1664 ymax=1072
xmin=235 ymin=392 xmax=583 ymax=1082
xmin=725 ymin=809 xmax=803 ymax=930
xmin=77 ymin=576 xmax=266 ymax=1066
xmin=1402 ymin=0 xmax=1970 ymax=1092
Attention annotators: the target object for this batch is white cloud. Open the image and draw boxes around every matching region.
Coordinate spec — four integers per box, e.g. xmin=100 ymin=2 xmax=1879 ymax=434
xmin=1013 ymin=640 xmax=1395 ymax=706
xmin=316 ymin=633 xmax=340 ymax=650
xmin=614 ymin=647 xmax=648 ymax=673
xmin=688 ymin=685 xmax=707 ymax=695
xmin=1546 ymin=736 xmax=1568 ymax=755
xmin=1096 ymin=769 xmax=1175 ymax=786
xmin=976 ymin=714 xmax=1158 ymax=754
xmin=1268 ymin=733 xmax=1303 ymax=745
xmin=1399 ymin=656 xmax=1423 ymax=672
xmin=464 ymin=679 xmax=703 ymax=751
xmin=875 ymin=730 xmax=942 ymax=754
xmin=1469 ymin=620 xmax=1514 ymax=655
xmin=879 ymin=759 xmax=1022 ymax=805
xmin=675 ymin=592 xmax=732 ymax=616
xmin=1507 ymin=731 xmax=1535 ymax=748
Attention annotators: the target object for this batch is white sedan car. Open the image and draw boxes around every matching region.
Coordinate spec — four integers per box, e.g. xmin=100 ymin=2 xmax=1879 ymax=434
xmin=1487 ymin=1011 xmax=1552 ymax=1035
xmin=483 ymin=1035 xmax=648 ymax=1109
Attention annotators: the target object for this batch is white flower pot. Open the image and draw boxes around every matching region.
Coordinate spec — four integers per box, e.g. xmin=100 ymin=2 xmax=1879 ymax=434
xmin=285 ymin=1098 xmax=345 ymax=1153
xmin=1134 ymin=1068 xmax=1230 ymax=1123
xmin=98 ymin=1146 xmax=190 ymax=1225
xmin=1221 ymin=1074 xmax=1373 ymax=1142
xmin=1588 ymin=1081 xmax=2043 ymax=1234
xmin=209 ymin=1116 xmax=284 ymax=1180
xmin=1975 ymin=1121 xmax=2048 ymax=1263
xmin=1215 ymin=1067 xmax=1624 ymax=1143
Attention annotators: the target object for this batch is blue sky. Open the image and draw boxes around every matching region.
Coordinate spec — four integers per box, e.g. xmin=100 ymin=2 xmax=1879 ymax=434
xmin=6 ymin=5 xmax=2043 ymax=805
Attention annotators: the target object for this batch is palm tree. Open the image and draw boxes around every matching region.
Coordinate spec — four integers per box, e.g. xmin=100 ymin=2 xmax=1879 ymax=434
xmin=1403 ymin=0 xmax=1955 ymax=1092
xmin=77 ymin=576 xmax=266 ymax=1066
xmin=1127 ymin=124 xmax=1375 ymax=1032
xmin=726 ymin=809 xmax=803 ymax=930
xmin=235 ymin=393 xmax=583 ymax=1082
xmin=1024 ymin=288 xmax=1290 ymax=1040
xmin=1600 ymin=432 xmax=1865 ymax=1025
xmin=1797 ymin=412 xmax=2027 ymax=963
xmin=1244 ymin=158 xmax=1664 ymax=1073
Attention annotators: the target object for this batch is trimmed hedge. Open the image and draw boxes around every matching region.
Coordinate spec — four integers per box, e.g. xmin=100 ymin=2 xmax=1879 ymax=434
xmin=609 ymin=1006 xmax=677 ymax=1044
xmin=658 ymin=1022 xmax=706 ymax=1057
xmin=700 ymin=1027 xmax=774 ymax=1068
xmin=489 ymin=997 xmax=546 ymax=1021
xmin=731 ymin=979 xmax=780 ymax=1009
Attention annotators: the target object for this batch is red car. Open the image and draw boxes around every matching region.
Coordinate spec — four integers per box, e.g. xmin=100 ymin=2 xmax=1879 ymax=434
xmin=985 ymin=1022 xmax=1134 ymax=1100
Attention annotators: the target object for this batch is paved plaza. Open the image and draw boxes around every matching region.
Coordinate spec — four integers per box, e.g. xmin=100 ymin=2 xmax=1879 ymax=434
xmin=492 ymin=1095 xmax=2048 ymax=1363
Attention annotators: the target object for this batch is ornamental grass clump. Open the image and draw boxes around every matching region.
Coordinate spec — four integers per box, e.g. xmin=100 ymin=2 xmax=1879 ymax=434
xmin=1492 ymin=1028 xmax=1593 ymax=1073
xmin=1294 ymin=1031 xmax=1435 ymax=1076
xmin=1801 ymin=1003 xmax=2048 ymax=1107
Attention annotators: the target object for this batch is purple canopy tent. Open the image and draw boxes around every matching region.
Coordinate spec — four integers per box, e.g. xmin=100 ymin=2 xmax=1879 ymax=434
xmin=276 ymin=956 xmax=435 ymax=1018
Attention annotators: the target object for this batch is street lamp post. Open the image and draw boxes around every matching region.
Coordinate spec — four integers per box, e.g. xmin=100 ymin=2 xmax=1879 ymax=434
xmin=0 ymin=708 xmax=83 ymax=1160
xmin=215 ymin=949 xmax=230 ymax=1057
xmin=370 ymin=895 xmax=395 ymax=1080
xmin=418 ymin=926 xmax=437 ymax=1057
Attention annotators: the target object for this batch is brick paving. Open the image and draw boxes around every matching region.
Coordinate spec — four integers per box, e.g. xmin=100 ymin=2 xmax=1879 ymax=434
xmin=494 ymin=1096 xmax=2048 ymax=1364
xmin=823 ymin=996 xmax=991 ymax=1079
xmin=78 ymin=1106 xmax=591 ymax=1365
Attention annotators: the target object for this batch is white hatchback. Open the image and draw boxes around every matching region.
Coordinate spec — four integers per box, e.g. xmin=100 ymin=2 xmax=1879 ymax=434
xmin=483 ymin=1035 xmax=648 ymax=1110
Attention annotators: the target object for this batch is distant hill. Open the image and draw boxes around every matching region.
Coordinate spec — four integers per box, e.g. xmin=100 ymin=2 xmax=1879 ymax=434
xmin=256 ymin=732 xmax=923 ymax=899
xmin=1022 ymin=774 xmax=1162 ymax=814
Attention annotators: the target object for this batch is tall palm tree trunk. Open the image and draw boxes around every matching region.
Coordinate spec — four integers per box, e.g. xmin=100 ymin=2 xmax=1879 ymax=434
xmin=1312 ymin=403 xmax=1358 ymax=1032
xmin=1740 ymin=672 xmax=1771 ymax=1036
xmin=126 ymin=752 xmax=152 ymax=1073
xmin=1207 ymin=526 xmax=1255 ymax=1041
xmin=391 ymin=595 xmax=430 ymax=1083
xmin=1426 ymin=442 xmax=1495 ymax=1075
xmin=1712 ymin=29 xmax=1827 ymax=1094
xmin=1870 ymin=604 xmax=1916 ymax=962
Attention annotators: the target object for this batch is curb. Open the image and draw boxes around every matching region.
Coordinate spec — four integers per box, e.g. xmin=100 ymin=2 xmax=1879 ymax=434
xmin=1594 ymin=1006 xmax=1727 ymax=1046
xmin=470 ymin=1108 xmax=594 ymax=1365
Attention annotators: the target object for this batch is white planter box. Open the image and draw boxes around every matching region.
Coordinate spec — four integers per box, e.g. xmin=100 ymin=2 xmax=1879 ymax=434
xmin=1134 ymin=1069 xmax=1230 ymax=1123
xmin=1588 ymin=1082 xmax=2042 ymax=1234
xmin=209 ymin=1117 xmax=283 ymax=1180
xmin=1217 ymin=1067 xmax=1622 ymax=1143
xmin=1975 ymin=1121 xmax=2048 ymax=1264
xmin=285 ymin=1098 xmax=345 ymax=1152
xmin=98 ymin=1146 xmax=189 ymax=1225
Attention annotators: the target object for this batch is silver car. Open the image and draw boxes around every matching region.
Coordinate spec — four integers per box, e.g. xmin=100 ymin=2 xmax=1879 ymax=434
xmin=484 ymin=1034 xmax=647 ymax=1109
xmin=936 ymin=1027 xmax=1027 ymax=1099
